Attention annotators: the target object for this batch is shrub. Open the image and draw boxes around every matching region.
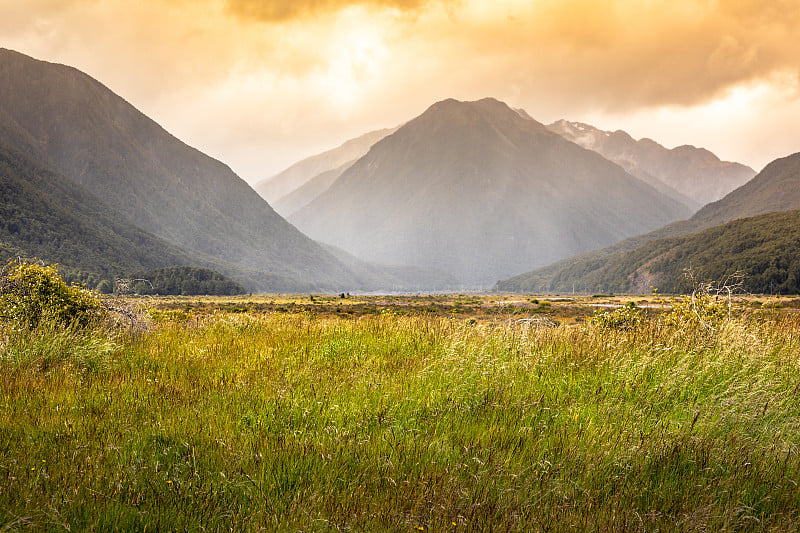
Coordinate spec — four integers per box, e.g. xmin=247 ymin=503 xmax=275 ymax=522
xmin=0 ymin=261 xmax=107 ymax=330
xmin=661 ymin=292 xmax=731 ymax=330
xmin=588 ymin=302 xmax=642 ymax=330
xmin=661 ymin=271 xmax=744 ymax=331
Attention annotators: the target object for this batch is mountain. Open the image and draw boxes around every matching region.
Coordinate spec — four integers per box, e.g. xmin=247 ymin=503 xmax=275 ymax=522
xmin=500 ymin=210 xmax=800 ymax=295
xmin=497 ymin=152 xmax=800 ymax=293
xmin=691 ymin=152 xmax=800 ymax=226
xmin=272 ymin=161 xmax=353 ymax=217
xmin=548 ymin=120 xmax=755 ymax=208
xmin=0 ymin=137 xmax=329 ymax=292
xmin=0 ymin=139 xmax=197 ymax=284
xmin=0 ymin=48 xmax=403 ymax=292
xmin=289 ymin=98 xmax=691 ymax=287
xmin=255 ymin=127 xmax=397 ymax=203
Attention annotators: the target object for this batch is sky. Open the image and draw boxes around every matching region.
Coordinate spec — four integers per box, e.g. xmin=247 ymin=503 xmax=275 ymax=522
xmin=2 ymin=0 xmax=800 ymax=184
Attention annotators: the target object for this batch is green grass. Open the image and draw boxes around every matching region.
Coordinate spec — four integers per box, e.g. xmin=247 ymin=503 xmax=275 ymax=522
xmin=2 ymin=309 xmax=800 ymax=531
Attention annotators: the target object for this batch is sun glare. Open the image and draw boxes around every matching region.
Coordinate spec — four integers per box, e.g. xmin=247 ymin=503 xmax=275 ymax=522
xmin=320 ymin=11 xmax=389 ymax=110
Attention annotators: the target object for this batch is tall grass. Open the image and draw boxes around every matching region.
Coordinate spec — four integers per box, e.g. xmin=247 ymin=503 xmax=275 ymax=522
xmin=2 ymin=310 xmax=800 ymax=530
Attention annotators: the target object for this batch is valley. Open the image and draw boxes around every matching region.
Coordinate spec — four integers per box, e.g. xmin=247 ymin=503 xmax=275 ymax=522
xmin=3 ymin=17 xmax=800 ymax=530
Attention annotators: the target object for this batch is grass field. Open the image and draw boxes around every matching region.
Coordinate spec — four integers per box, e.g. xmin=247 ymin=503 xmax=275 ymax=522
xmin=2 ymin=294 xmax=800 ymax=531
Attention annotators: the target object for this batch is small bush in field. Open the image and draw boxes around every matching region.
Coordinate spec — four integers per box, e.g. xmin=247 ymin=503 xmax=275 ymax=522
xmin=661 ymin=269 xmax=746 ymax=331
xmin=0 ymin=261 xmax=107 ymax=330
xmin=588 ymin=302 xmax=641 ymax=330
xmin=661 ymin=293 xmax=730 ymax=330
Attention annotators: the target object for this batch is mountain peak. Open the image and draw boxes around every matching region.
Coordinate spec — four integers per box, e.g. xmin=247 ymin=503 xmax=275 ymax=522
xmin=421 ymin=97 xmax=538 ymax=124
xmin=290 ymin=97 xmax=689 ymax=286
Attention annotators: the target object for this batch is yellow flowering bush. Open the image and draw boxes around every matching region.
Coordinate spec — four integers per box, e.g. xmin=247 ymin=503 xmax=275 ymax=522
xmin=661 ymin=292 xmax=730 ymax=330
xmin=0 ymin=261 xmax=107 ymax=330
xmin=587 ymin=302 xmax=642 ymax=330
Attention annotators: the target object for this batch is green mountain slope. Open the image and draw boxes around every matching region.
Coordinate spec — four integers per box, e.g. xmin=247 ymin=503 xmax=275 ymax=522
xmin=291 ymin=98 xmax=691 ymax=287
xmin=501 ymin=211 xmax=800 ymax=294
xmin=691 ymin=152 xmax=800 ymax=226
xmin=499 ymin=152 xmax=800 ymax=293
xmin=0 ymin=140 xmax=197 ymax=284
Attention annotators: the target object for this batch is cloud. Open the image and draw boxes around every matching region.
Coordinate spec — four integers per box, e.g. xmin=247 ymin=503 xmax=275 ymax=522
xmin=420 ymin=0 xmax=800 ymax=112
xmin=224 ymin=0 xmax=436 ymax=22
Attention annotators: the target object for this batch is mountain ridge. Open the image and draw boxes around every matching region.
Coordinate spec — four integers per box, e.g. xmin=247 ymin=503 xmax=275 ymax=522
xmin=255 ymin=127 xmax=398 ymax=204
xmin=547 ymin=119 xmax=755 ymax=208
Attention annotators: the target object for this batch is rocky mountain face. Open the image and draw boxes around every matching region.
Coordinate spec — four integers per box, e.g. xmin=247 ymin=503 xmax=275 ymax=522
xmin=290 ymin=98 xmax=691 ymax=287
xmin=548 ymin=120 xmax=755 ymax=209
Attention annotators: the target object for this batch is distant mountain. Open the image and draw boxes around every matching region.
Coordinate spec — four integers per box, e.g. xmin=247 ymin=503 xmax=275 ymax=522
xmin=499 ymin=210 xmax=800 ymax=295
xmin=255 ymin=127 xmax=397 ymax=203
xmin=0 ymin=48 xmax=406 ymax=292
xmin=272 ymin=161 xmax=353 ymax=217
xmin=290 ymin=98 xmax=691 ymax=287
xmin=498 ymin=152 xmax=800 ymax=293
xmin=548 ymin=120 xmax=755 ymax=208
xmin=691 ymin=152 xmax=800 ymax=226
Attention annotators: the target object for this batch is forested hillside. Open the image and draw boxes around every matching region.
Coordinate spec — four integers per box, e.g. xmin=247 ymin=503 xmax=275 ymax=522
xmin=497 ymin=210 xmax=800 ymax=294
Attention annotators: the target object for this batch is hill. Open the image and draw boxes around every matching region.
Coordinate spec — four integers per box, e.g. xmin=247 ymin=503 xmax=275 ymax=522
xmin=255 ymin=127 xmax=397 ymax=204
xmin=0 ymin=48 xmax=380 ymax=292
xmin=548 ymin=120 xmax=755 ymax=208
xmin=497 ymin=152 xmax=800 ymax=293
xmin=290 ymin=98 xmax=691 ymax=287
xmin=691 ymin=152 xmax=800 ymax=225
xmin=500 ymin=210 xmax=800 ymax=294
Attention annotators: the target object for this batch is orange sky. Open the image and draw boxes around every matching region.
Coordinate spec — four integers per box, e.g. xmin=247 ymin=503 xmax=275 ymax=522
xmin=2 ymin=0 xmax=800 ymax=183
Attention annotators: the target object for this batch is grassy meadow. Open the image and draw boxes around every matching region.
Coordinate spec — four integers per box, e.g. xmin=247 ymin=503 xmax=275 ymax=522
xmin=2 ymin=294 xmax=800 ymax=531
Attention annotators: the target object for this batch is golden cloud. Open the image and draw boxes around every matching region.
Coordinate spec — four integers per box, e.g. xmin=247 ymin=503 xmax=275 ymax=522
xmin=422 ymin=0 xmax=800 ymax=111
xmin=224 ymin=0 xmax=435 ymax=22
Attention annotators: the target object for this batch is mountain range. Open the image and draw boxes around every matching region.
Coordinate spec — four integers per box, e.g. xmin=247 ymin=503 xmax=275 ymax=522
xmin=263 ymin=112 xmax=755 ymax=222
xmin=497 ymin=152 xmax=800 ymax=293
xmin=2 ymin=48 xmax=791 ymax=294
xmin=548 ymin=120 xmax=755 ymax=209
xmin=289 ymin=98 xmax=691 ymax=286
